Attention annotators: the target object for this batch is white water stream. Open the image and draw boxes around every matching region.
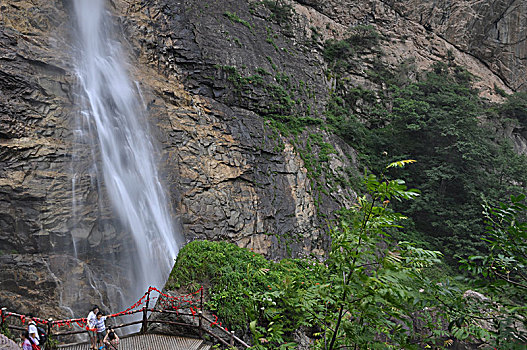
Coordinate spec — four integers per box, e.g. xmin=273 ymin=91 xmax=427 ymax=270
xmin=71 ymin=0 xmax=181 ymax=309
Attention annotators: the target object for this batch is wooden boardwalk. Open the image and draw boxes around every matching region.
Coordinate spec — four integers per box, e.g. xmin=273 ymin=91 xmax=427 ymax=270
xmin=59 ymin=334 xmax=210 ymax=350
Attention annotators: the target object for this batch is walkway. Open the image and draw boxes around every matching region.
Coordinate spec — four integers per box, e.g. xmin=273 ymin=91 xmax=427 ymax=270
xmin=60 ymin=334 xmax=210 ymax=350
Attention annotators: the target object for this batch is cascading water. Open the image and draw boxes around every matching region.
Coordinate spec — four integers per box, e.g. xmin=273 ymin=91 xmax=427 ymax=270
xmin=70 ymin=0 xmax=182 ymax=313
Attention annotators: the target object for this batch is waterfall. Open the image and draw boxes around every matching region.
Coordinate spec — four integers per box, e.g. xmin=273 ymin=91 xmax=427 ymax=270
xmin=70 ymin=0 xmax=181 ymax=309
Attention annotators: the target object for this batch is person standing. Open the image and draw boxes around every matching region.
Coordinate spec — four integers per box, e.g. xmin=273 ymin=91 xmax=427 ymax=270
xmin=94 ymin=312 xmax=109 ymax=349
xmin=87 ymin=306 xmax=99 ymax=350
xmin=26 ymin=315 xmax=40 ymax=346
xmin=21 ymin=331 xmax=33 ymax=350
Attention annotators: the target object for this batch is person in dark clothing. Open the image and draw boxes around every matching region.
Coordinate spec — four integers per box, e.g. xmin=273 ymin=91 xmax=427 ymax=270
xmin=103 ymin=327 xmax=119 ymax=349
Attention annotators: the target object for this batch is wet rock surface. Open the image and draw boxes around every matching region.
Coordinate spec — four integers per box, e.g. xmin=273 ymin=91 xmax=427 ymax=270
xmin=0 ymin=254 xmax=60 ymax=316
xmin=0 ymin=252 xmax=130 ymax=321
xmin=0 ymin=1 xmax=74 ymax=256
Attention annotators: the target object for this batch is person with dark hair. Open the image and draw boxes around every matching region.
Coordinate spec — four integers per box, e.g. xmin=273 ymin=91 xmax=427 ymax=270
xmin=103 ymin=326 xmax=119 ymax=349
xmin=22 ymin=330 xmax=40 ymax=350
xmin=94 ymin=311 xmax=109 ymax=349
xmin=87 ymin=305 xmax=100 ymax=350
xmin=21 ymin=331 xmax=33 ymax=350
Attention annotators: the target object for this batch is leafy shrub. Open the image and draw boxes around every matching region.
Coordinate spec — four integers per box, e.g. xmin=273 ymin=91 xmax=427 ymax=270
xmin=262 ymin=0 xmax=294 ymax=25
xmin=459 ymin=195 xmax=527 ymax=348
xmin=347 ymin=24 xmax=381 ymax=48
xmin=167 ymin=240 xmax=316 ymax=333
xmin=323 ymin=26 xmax=381 ymax=73
xmin=499 ymin=91 xmax=527 ymax=127
xmin=323 ymin=39 xmax=352 ymax=63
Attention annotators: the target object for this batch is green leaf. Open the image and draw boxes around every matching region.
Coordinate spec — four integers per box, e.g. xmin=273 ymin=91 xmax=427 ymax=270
xmin=386 ymin=159 xmax=417 ymax=168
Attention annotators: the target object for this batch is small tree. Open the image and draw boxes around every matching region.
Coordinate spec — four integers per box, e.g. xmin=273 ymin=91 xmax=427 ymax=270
xmin=461 ymin=195 xmax=527 ymax=347
xmin=300 ymin=160 xmax=447 ymax=349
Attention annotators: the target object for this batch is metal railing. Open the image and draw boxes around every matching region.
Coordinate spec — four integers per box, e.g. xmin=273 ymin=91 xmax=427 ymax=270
xmin=0 ymin=287 xmax=250 ymax=349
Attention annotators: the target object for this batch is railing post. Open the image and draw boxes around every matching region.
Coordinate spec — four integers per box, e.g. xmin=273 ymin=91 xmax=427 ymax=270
xmin=0 ymin=307 xmax=5 ymax=330
xmin=198 ymin=311 xmax=203 ymax=339
xmin=230 ymin=330 xmax=235 ymax=346
xmin=47 ymin=318 xmax=53 ymax=342
xmin=199 ymin=288 xmax=204 ymax=339
xmin=141 ymin=288 xmax=150 ymax=334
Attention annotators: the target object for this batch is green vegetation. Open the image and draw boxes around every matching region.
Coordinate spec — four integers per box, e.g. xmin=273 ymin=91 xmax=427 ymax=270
xmin=223 ymin=11 xmax=253 ymax=31
xmin=167 ymin=239 xmax=317 ymax=334
xmin=0 ymin=319 xmax=12 ymax=339
xmin=191 ymin=17 xmax=527 ymax=349
xmin=262 ymin=0 xmax=294 ymax=26
xmin=305 ymin=160 xmax=444 ymax=350
xmin=295 ymin=134 xmax=335 ymax=180
xmin=322 ymin=34 xmax=527 ymax=262
xmin=460 ymin=195 xmax=527 ymax=346
xmin=499 ymin=91 xmax=527 ymax=127
xmin=494 ymin=83 xmax=508 ymax=97
xmin=216 ymin=65 xmax=265 ymax=92
xmin=362 ymin=64 xmax=527 ymax=261
xmin=171 ymin=162 xmax=522 ymax=348
xmin=255 ymin=67 xmax=271 ymax=76
xmin=323 ymin=38 xmax=353 ymax=72
xmin=266 ymin=35 xmax=279 ymax=51
xmin=45 ymin=337 xmax=59 ymax=350
xmin=215 ymin=65 xmax=320 ymax=136
xmin=323 ymin=25 xmax=381 ymax=74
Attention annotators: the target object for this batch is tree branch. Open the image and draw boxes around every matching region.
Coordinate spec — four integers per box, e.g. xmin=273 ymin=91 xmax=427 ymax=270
xmin=492 ymin=270 xmax=527 ymax=290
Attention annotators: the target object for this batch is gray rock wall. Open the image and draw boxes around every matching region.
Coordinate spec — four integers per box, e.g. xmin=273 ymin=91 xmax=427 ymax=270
xmin=386 ymin=0 xmax=527 ymax=91
xmin=0 ymin=1 xmax=74 ymax=255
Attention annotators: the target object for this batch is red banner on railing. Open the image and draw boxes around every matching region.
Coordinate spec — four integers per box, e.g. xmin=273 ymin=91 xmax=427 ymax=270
xmin=1 ymin=286 xmax=229 ymax=333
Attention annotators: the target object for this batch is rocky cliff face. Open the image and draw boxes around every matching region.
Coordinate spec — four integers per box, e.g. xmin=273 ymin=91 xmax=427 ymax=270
xmin=0 ymin=0 xmax=526 ymax=318
xmin=0 ymin=1 xmax=73 ymax=255
xmin=386 ymin=0 xmax=527 ymax=91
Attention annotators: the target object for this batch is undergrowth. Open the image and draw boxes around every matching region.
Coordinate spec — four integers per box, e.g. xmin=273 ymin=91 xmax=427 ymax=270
xmin=166 ymin=240 xmax=317 ymax=332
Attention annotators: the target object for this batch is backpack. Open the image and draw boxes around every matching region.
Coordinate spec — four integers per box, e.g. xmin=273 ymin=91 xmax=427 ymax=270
xmin=36 ymin=326 xmax=47 ymax=346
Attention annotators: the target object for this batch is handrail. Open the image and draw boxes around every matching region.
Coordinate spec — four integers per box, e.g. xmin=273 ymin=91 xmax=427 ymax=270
xmin=202 ymin=314 xmax=250 ymax=348
xmin=0 ymin=287 xmax=250 ymax=349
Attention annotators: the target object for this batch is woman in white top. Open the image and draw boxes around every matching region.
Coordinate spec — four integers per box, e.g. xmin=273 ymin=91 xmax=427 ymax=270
xmin=87 ymin=306 xmax=99 ymax=350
